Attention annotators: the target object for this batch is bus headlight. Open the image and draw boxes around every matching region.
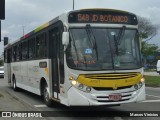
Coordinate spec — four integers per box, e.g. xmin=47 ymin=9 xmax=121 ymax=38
xmin=71 ymin=80 xmax=78 ymax=86
xmin=140 ymin=77 xmax=145 ymax=82
xmin=69 ymin=76 xmax=92 ymax=93
xmin=69 ymin=76 xmax=78 ymax=86
xmin=86 ymin=87 xmax=92 ymax=92
xmin=134 ymin=84 xmax=139 ymax=90
xmin=134 ymin=80 xmax=144 ymax=90
xmin=139 ymin=77 xmax=145 ymax=89
xmin=139 ymin=82 xmax=143 ymax=88
xmin=77 ymin=83 xmax=92 ymax=93
xmin=78 ymin=84 xmax=84 ymax=89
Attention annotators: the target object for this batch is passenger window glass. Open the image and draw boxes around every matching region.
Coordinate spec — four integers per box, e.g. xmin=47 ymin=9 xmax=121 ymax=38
xmin=12 ymin=46 xmax=16 ymax=62
xmin=16 ymin=45 xmax=20 ymax=61
xmin=21 ymin=41 xmax=28 ymax=60
xmin=36 ymin=33 xmax=47 ymax=58
xmin=29 ymin=38 xmax=36 ymax=59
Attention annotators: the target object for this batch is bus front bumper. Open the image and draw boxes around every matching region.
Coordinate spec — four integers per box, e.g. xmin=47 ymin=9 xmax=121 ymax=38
xmin=67 ymin=85 xmax=146 ymax=106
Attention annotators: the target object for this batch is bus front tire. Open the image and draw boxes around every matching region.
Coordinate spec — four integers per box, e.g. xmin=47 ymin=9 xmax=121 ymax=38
xmin=43 ymin=84 xmax=53 ymax=107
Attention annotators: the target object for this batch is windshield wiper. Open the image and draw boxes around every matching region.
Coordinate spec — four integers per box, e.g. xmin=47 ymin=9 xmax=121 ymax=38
xmin=112 ymin=26 xmax=126 ymax=55
xmin=117 ymin=26 xmax=126 ymax=45
xmin=69 ymin=30 xmax=80 ymax=67
xmin=105 ymin=31 xmax=115 ymax=69
xmin=113 ymin=35 xmax=119 ymax=55
xmin=86 ymin=24 xmax=98 ymax=60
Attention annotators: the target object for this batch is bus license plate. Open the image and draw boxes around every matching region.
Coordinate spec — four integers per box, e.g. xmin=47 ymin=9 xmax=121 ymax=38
xmin=109 ymin=94 xmax=122 ymax=101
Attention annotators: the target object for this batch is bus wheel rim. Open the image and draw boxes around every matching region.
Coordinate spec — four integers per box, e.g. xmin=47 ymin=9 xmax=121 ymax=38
xmin=44 ymin=87 xmax=49 ymax=102
xmin=13 ymin=81 xmax=16 ymax=88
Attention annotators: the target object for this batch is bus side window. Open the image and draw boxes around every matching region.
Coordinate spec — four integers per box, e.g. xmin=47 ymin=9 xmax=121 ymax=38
xmin=8 ymin=49 xmax=11 ymax=63
xmin=36 ymin=33 xmax=47 ymax=58
xmin=16 ymin=45 xmax=20 ymax=61
xmin=21 ymin=41 xmax=28 ymax=60
xmin=10 ymin=49 xmax=12 ymax=62
xmin=29 ymin=38 xmax=36 ymax=59
xmin=12 ymin=46 xmax=16 ymax=62
xmin=4 ymin=49 xmax=11 ymax=63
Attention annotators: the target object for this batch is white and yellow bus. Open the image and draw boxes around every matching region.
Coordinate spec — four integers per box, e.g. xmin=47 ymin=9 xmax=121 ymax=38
xmin=4 ymin=9 xmax=145 ymax=107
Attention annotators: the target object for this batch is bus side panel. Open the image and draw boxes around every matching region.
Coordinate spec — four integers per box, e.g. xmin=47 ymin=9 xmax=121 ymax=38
xmin=27 ymin=59 xmax=50 ymax=95
xmin=11 ymin=62 xmax=22 ymax=87
xmin=20 ymin=61 xmax=28 ymax=88
xmin=27 ymin=60 xmax=40 ymax=92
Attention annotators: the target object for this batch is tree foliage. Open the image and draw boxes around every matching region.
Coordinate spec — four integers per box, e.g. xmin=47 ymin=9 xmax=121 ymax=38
xmin=142 ymin=42 xmax=160 ymax=64
xmin=142 ymin=42 xmax=160 ymax=57
xmin=138 ymin=16 xmax=157 ymax=42
xmin=138 ymin=16 xmax=158 ymax=64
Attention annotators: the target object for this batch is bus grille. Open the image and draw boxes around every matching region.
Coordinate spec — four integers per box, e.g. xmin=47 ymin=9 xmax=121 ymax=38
xmin=93 ymin=85 xmax=132 ymax=91
xmin=92 ymin=90 xmax=135 ymax=103
xmin=84 ymin=72 xmax=139 ymax=80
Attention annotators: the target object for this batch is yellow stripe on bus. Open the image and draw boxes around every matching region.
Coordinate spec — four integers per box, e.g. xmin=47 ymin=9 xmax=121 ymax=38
xmin=34 ymin=22 xmax=49 ymax=33
xmin=45 ymin=68 xmax=49 ymax=77
xmin=77 ymin=73 xmax=142 ymax=88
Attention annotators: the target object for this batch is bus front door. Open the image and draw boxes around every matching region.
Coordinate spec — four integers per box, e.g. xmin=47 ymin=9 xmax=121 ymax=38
xmin=49 ymin=27 xmax=61 ymax=100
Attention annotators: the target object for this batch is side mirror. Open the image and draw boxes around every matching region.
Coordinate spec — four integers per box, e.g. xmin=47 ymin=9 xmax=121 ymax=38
xmin=62 ymin=32 xmax=69 ymax=46
xmin=4 ymin=37 xmax=8 ymax=46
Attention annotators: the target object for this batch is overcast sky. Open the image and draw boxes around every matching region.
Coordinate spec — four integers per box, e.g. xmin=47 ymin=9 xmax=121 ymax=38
xmin=1 ymin=0 xmax=160 ymax=54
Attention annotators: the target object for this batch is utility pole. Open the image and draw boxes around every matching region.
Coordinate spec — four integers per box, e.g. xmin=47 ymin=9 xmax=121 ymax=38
xmin=0 ymin=0 xmax=5 ymax=42
xmin=0 ymin=20 xmax=1 ymax=42
xmin=22 ymin=25 xmax=25 ymax=36
xmin=73 ymin=0 xmax=74 ymax=10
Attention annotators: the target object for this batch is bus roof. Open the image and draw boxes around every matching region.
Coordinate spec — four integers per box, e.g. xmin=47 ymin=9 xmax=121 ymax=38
xmin=79 ymin=8 xmax=135 ymax=15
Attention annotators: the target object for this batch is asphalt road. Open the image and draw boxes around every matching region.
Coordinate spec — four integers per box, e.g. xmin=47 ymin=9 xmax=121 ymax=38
xmin=0 ymin=78 xmax=160 ymax=120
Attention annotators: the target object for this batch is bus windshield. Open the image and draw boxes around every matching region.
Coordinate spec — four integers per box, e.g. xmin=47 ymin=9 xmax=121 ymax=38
xmin=66 ymin=27 xmax=142 ymax=70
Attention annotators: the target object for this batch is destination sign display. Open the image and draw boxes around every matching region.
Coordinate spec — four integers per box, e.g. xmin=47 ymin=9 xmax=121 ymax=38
xmin=68 ymin=10 xmax=138 ymax=25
